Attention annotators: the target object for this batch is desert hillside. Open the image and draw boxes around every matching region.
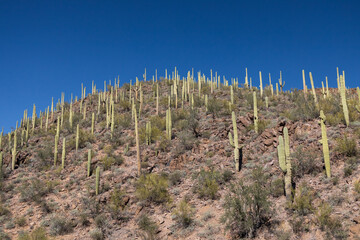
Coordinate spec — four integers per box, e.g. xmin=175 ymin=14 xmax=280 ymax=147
xmin=0 ymin=69 xmax=359 ymax=240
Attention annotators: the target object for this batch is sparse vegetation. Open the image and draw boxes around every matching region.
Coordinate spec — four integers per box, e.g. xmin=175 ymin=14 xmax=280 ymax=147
xmin=136 ymin=173 xmax=170 ymax=204
xmin=221 ymin=167 xmax=271 ymax=238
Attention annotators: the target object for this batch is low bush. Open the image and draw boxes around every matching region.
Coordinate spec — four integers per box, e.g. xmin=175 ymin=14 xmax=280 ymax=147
xmin=316 ymin=202 xmax=347 ymax=239
xmin=18 ymin=227 xmax=49 ymax=240
xmin=221 ymin=167 xmax=271 ymax=238
xmin=173 ymin=198 xmax=195 ymax=228
xmin=291 ymin=184 xmax=314 ymax=216
xmin=137 ymin=214 xmax=159 ymax=240
xmin=193 ymin=168 xmax=221 ymax=200
xmin=335 ymin=135 xmax=357 ymax=157
xmin=49 ymin=216 xmax=73 ymax=236
xmin=136 ymin=173 xmax=170 ymax=204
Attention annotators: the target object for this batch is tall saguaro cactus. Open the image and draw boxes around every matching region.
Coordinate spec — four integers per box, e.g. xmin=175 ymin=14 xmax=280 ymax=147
xmin=339 ymin=75 xmax=349 ymax=127
xmin=134 ymin=109 xmax=141 ymax=176
xmin=309 ymin=72 xmax=318 ymax=104
xmin=61 ymin=138 xmax=66 ymax=169
xmin=230 ymin=111 xmax=242 ymax=171
xmin=277 ymin=127 xmax=292 ymax=200
xmin=253 ymin=91 xmax=258 ymax=133
xmin=76 ymin=124 xmax=79 ymax=152
xmin=95 ymin=166 xmax=100 ymax=195
xmin=319 ymin=110 xmax=331 ymax=178
xmin=12 ymin=130 xmax=17 ymax=170
xmin=87 ymin=149 xmax=92 ymax=177
xmin=54 ymin=134 xmax=59 ymax=166
xmin=259 ymin=71 xmax=263 ymax=97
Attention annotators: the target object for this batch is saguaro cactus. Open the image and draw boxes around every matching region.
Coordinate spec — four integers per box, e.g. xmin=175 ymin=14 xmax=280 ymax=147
xmin=156 ymin=83 xmax=159 ymax=115
xmin=134 ymin=109 xmax=141 ymax=176
xmin=259 ymin=71 xmax=263 ymax=97
xmin=76 ymin=124 xmax=79 ymax=152
xmin=283 ymin=127 xmax=292 ymax=200
xmin=253 ymin=91 xmax=258 ymax=133
xmin=87 ymin=149 xmax=91 ymax=177
xmin=309 ymin=72 xmax=318 ymax=104
xmin=61 ymin=138 xmax=66 ymax=169
xmin=146 ymin=121 xmax=152 ymax=145
xmin=95 ymin=166 xmax=100 ymax=195
xmin=319 ymin=110 xmax=331 ymax=178
xmin=339 ymin=75 xmax=349 ymax=127
xmin=12 ymin=130 xmax=17 ymax=170
xmin=277 ymin=127 xmax=292 ymax=200
xmin=277 ymin=136 xmax=286 ymax=172
xmin=54 ymin=134 xmax=59 ymax=166
xmin=0 ymin=152 xmax=3 ymax=170
xmin=166 ymin=108 xmax=172 ymax=140
xmin=279 ymin=71 xmax=285 ymax=92
xmin=229 ymin=111 xmax=242 ymax=171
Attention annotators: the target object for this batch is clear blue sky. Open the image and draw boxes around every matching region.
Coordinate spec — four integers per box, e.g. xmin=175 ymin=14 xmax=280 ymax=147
xmin=1 ymin=0 xmax=359 ymax=132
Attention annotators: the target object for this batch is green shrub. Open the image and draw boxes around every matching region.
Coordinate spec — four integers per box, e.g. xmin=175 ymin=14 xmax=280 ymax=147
xmin=137 ymin=214 xmax=159 ymax=240
xmin=271 ymin=177 xmax=284 ymax=198
xmin=94 ymin=214 xmax=107 ymax=229
xmin=67 ymin=129 xmax=95 ymax=151
xmin=354 ymin=179 xmax=360 ymax=194
xmin=335 ymin=135 xmax=357 ymax=157
xmin=136 ymin=173 xmax=170 ymax=204
xmin=108 ymin=189 xmax=127 ymax=220
xmin=193 ymin=168 xmax=220 ymax=200
xmin=291 ymin=184 xmax=314 ymax=216
xmin=222 ymin=169 xmax=233 ymax=183
xmin=292 ymin=146 xmax=321 ymax=179
xmin=15 ymin=216 xmax=27 ymax=227
xmin=207 ymin=97 xmax=222 ymax=117
xmin=315 ymin=202 xmax=347 ymax=239
xmin=90 ymin=228 xmax=104 ymax=240
xmin=221 ymin=167 xmax=271 ymax=238
xmin=168 ymin=170 xmax=183 ymax=186
xmin=18 ymin=227 xmax=49 ymax=240
xmin=49 ymin=216 xmax=73 ymax=236
xmin=0 ymin=204 xmax=10 ymax=216
xmin=18 ymin=179 xmax=55 ymax=203
xmin=173 ymin=198 xmax=195 ymax=228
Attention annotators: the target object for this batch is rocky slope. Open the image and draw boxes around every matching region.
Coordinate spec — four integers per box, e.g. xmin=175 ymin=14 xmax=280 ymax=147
xmin=0 ymin=72 xmax=360 ymax=240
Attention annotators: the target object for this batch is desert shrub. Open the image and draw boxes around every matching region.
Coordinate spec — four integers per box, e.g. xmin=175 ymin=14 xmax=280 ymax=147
xmin=290 ymin=215 xmax=309 ymax=234
xmin=18 ymin=227 xmax=49 ymax=240
xmin=173 ymin=198 xmax=195 ymax=228
xmin=67 ymin=129 xmax=95 ymax=151
xmin=271 ymin=177 xmax=284 ymax=198
xmin=283 ymin=93 xmax=318 ymax=121
xmin=222 ymin=169 xmax=233 ymax=183
xmin=108 ymin=189 xmax=127 ymax=220
xmin=18 ymin=179 xmax=55 ymax=203
xmin=221 ymin=167 xmax=271 ymax=238
xmin=335 ymin=135 xmax=357 ymax=157
xmin=316 ymin=202 xmax=347 ymax=239
xmin=36 ymin=144 xmax=53 ymax=169
xmin=156 ymin=135 xmax=170 ymax=152
xmin=90 ymin=228 xmax=104 ymax=240
xmin=354 ymin=179 xmax=360 ymax=194
xmin=94 ymin=214 xmax=107 ymax=229
xmin=186 ymin=110 xmax=200 ymax=137
xmin=136 ymin=173 xmax=170 ymax=204
xmin=139 ymin=125 xmax=162 ymax=144
xmin=193 ymin=168 xmax=221 ymax=200
xmin=292 ymin=146 xmax=321 ymax=179
xmin=49 ymin=216 xmax=73 ymax=236
xmin=291 ymin=184 xmax=314 ymax=216
xmin=137 ymin=214 xmax=159 ymax=240
xmin=119 ymin=100 xmax=131 ymax=111
xmin=0 ymin=204 xmax=10 ymax=216
xmin=207 ymin=97 xmax=222 ymax=117
xmin=78 ymin=211 xmax=91 ymax=227
xmin=178 ymin=131 xmax=197 ymax=151
xmin=150 ymin=115 xmax=166 ymax=131
xmin=15 ymin=216 xmax=27 ymax=227
xmin=168 ymin=170 xmax=183 ymax=186
xmin=246 ymin=119 xmax=270 ymax=134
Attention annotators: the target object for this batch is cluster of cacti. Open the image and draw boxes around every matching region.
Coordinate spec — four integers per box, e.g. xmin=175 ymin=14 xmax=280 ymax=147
xmin=277 ymin=127 xmax=292 ymax=200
